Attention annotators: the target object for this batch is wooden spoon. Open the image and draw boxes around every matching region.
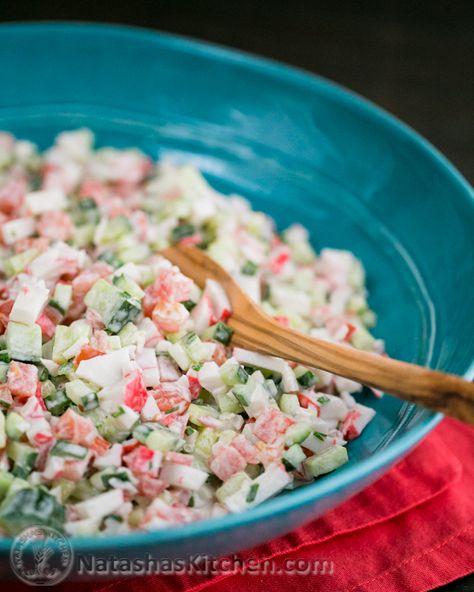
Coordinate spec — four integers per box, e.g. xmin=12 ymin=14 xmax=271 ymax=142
xmin=162 ymin=244 xmax=474 ymax=425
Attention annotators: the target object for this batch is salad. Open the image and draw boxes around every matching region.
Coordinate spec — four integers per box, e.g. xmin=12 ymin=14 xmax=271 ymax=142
xmin=0 ymin=130 xmax=382 ymax=537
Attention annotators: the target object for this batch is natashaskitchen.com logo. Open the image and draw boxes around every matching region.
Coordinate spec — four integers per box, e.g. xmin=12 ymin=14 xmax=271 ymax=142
xmin=10 ymin=525 xmax=74 ymax=585
xmin=10 ymin=526 xmax=334 ymax=584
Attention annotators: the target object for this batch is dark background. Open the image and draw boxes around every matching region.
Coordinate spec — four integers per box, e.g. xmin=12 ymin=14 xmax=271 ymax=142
xmin=0 ymin=0 xmax=473 ymax=182
xmin=0 ymin=1 xmax=473 ymax=590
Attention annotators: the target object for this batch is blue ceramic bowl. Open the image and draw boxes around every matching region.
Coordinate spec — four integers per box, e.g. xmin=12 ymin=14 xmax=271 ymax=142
xmin=0 ymin=22 xmax=473 ymax=575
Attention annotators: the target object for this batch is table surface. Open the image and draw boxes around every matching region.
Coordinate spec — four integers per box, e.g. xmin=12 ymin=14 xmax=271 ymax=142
xmin=0 ymin=1 xmax=473 ymax=589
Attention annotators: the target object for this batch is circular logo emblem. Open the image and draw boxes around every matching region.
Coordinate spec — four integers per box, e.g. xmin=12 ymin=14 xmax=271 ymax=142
xmin=10 ymin=525 xmax=73 ymax=586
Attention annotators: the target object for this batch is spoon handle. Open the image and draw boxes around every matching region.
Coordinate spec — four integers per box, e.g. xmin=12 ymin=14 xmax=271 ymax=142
xmin=229 ymin=312 xmax=474 ymax=425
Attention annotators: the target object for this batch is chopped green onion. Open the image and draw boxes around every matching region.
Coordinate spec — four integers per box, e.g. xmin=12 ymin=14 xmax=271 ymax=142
xmin=317 ymin=395 xmax=330 ymax=405
xmin=112 ymin=407 xmax=125 ymax=418
xmin=182 ymin=300 xmax=197 ymax=312
xmin=171 ymin=224 xmax=195 ymax=244
xmin=297 ymin=370 xmax=318 ymax=388
xmin=50 ymin=440 xmax=88 ymax=460
xmin=81 ymin=392 xmax=99 ymax=411
xmin=314 ymin=431 xmax=327 ymax=442
xmin=45 ymin=389 xmax=71 ymax=416
xmin=246 ymin=483 xmax=259 ymax=503
xmin=241 ymin=261 xmax=258 ymax=276
xmin=212 ymin=322 xmax=233 ymax=346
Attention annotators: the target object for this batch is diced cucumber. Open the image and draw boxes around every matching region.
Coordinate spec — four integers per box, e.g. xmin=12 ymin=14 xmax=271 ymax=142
xmin=284 ymin=422 xmax=312 ymax=445
xmin=85 ymin=279 xmax=141 ymax=333
xmin=294 ymin=365 xmax=318 ymax=388
xmin=145 ymin=427 xmax=181 ymax=452
xmin=0 ymin=486 xmax=65 ymax=535
xmin=65 ymin=379 xmax=97 ymax=407
xmin=0 ymin=411 xmax=4 ymax=448
xmin=203 ymin=322 xmax=233 ymax=346
xmin=279 ymin=393 xmax=301 ymax=415
xmin=0 ymin=471 xmax=14 ymax=500
xmin=241 ymin=260 xmax=258 ymax=276
xmin=0 ymin=362 xmax=8 ymax=383
xmin=72 ymin=224 xmax=95 ymax=248
xmin=118 ymin=244 xmax=150 ymax=264
xmin=45 ymin=388 xmax=71 ymax=416
xmin=112 ymin=405 xmax=139 ymax=432
xmin=188 ymin=403 xmax=218 ymax=427
xmin=216 ymin=471 xmax=251 ymax=499
xmin=231 ymin=384 xmax=250 ymax=407
xmin=52 ymin=322 xmax=91 ymax=364
xmin=118 ymin=322 xmax=140 ymax=347
xmin=194 ymin=427 xmax=218 ymax=461
xmin=219 ymin=358 xmax=248 ymax=387
xmin=6 ymin=322 xmax=42 ymax=362
xmin=213 ymin=390 xmax=244 ymax=414
xmin=50 ymin=440 xmax=89 ymax=460
xmin=303 ymin=445 xmax=348 ymax=477
xmin=180 ymin=332 xmax=210 ymax=363
xmin=4 ymin=248 xmax=39 ymax=277
xmin=133 ymin=423 xmax=155 ymax=444
xmin=7 ymin=441 xmax=38 ymax=477
xmin=49 ymin=283 xmax=73 ymax=315
xmin=171 ymin=223 xmax=195 ymax=244
xmin=282 ymin=444 xmax=306 ymax=471
xmin=96 ymin=215 xmax=132 ymax=245
xmin=350 ymin=326 xmax=375 ymax=351
xmin=5 ymin=412 xmax=30 ymax=440
xmin=112 ymin=274 xmax=145 ymax=300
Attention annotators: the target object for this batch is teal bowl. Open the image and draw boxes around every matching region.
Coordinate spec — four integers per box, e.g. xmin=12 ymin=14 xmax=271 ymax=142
xmin=0 ymin=22 xmax=473 ymax=575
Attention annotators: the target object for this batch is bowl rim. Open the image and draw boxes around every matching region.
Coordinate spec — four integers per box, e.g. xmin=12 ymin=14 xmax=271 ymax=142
xmin=0 ymin=21 xmax=472 ymax=553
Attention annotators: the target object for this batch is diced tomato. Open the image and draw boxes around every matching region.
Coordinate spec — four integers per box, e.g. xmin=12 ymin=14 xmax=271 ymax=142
xmin=74 ymin=345 xmax=104 ymax=366
xmin=152 ymin=300 xmax=189 ymax=333
xmin=210 ymin=445 xmax=247 ymax=481
xmin=253 ymin=408 xmax=294 ymax=444
xmin=7 ymin=361 xmax=38 ymax=398
xmin=37 ymin=211 xmax=74 ymax=241
xmin=123 ymin=372 xmax=148 ymax=412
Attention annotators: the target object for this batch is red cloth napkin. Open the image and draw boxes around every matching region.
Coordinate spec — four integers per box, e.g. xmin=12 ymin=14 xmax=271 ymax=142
xmin=14 ymin=417 xmax=474 ymax=591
